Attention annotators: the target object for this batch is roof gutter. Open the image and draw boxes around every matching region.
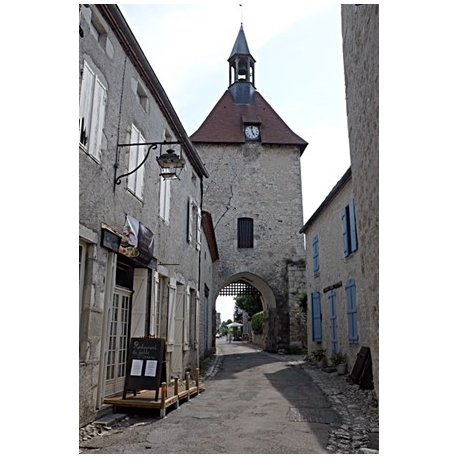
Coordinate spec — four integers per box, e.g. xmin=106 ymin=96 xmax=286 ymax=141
xmin=97 ymin=5 xmax=209 ymax=179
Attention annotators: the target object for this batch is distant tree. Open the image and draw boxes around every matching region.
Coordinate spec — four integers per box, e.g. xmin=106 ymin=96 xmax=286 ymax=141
xmin=235 ymin=294 xmax=262 ymax=318
xmin=219 ymin=319 xmax=233 ymax=336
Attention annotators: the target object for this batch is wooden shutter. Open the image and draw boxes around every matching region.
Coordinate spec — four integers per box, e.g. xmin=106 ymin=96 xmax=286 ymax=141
xmin=131 ymin=268 xmax=148 ymax=337
xmin=196 ymin=207 xmax=202 ymax=251
xmin=79 ymin=61 xmax=106 ymax=161
xmin=88 ymin=77 xmax=106 ymax=161
xmin=184 ymin=286 xmax=190 ymax=347
xmin=128 ymin=126 xmax=140 ymax=194
xmin=135 ymin=140 xmax=146 ymax=198
xmin=349 ymin=198 xmax=358 ymax=252
xmin=160 ymin=179 xmax=170 ymax=222
xmin=346 ymin=279 xmax=358 ymax=343
xmin=311 ymin=292 xmax=322 ymax=342
xmin=329 ymin=290 xmax=338 ymax=355
xmin=150 ymin=271 xmax=160 ymax=337
xmin=342 ymin=207 xmax=349 ymax=256
xmin=127 ymin=125 xmax=145 ymax=199
xmin=79 ymin=62 xmax=94 ymax=149
xmin=187 ymin=198 xmax=192 ymax=243
xmin=312 ymin=235 xmax=319 ymax=274
xmin=167 ymin=279 xmax=177 ymax=347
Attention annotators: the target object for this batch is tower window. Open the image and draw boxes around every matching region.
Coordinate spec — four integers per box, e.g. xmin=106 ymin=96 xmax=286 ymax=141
xmin=237 ymin=217 xmax=253 ymax=248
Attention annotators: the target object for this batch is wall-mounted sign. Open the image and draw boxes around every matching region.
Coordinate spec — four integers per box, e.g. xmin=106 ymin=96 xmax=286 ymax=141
xmin=119 ymin=215 xmax=154 ymax=266
xmin=101 ymin=227 xmax=121 ymax=253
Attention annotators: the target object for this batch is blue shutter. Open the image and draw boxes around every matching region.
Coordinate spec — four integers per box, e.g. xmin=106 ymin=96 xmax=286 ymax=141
xmin=349 ymin=198 xmax=358 ymax=252
xmin=342 ymin=207 xmax=349 ymax=256
xmin=312 ymin=235 xmax=319 ymax=274
xmin=346 ymin=279 xmax=358 ymax=343
xmin=329 ymin=290 xmax=338 ymax=355
xmin=311 ymin=292 xmax=322 ymax=342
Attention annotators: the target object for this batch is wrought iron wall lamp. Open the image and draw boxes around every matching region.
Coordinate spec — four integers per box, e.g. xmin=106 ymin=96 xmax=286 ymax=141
xmin=114 ymin=141 xmax=185 ymax=190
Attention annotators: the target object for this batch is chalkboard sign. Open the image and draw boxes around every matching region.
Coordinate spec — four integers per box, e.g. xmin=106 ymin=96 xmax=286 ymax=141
xmin=123 ymin=337 xmax=166 ymax=399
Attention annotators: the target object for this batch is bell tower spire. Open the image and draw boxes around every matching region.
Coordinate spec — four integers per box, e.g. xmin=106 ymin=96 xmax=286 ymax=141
xmin=228 ymin=23 xmax=256 ymax=102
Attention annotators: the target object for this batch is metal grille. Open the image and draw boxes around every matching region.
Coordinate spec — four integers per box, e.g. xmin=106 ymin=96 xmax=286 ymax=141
xmin=219 ymin=281 xmax=260 ymax=297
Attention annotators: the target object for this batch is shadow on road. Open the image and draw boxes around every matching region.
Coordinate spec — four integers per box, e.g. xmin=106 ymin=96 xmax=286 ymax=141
xmin=211 ymin=339 xmax=342 ymax=449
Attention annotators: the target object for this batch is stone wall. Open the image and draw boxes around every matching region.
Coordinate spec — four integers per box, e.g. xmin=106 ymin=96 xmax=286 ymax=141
xmin=287 ymin=261 xmax=307 ymax=348
xmin=341 ymin=4 xmax=379 ymax=398
xmin=196 ymin=141 xmax=306 ymax=351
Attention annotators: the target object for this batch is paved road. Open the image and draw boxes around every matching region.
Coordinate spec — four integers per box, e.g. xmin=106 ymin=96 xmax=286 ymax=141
xmin=80 ymin=340 xmax=341 ymax=454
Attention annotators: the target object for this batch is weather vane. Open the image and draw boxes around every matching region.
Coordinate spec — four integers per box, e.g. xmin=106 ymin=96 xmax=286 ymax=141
xmin=239 ymin=4 xmax=243 ymax=24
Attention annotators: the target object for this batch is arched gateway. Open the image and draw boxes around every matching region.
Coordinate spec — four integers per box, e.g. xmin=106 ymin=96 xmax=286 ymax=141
xmin=191 ymin=24 xmax=308 ymax=352
xmin=218 ymin=272 xmax=277 ymax=351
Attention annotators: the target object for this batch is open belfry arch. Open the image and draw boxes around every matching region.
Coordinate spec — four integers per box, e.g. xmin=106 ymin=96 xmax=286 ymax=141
xmin=191 ymin=24 xmax=308 ymax=352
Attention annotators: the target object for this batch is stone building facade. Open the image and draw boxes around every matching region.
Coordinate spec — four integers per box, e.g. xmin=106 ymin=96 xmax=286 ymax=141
xmin=190 ymin=25 xmax=307 ymax=352
xmin=341 ymin=4 xmax=379 ymax=398
xmin=300 ymin=5 xmax=378 ymax=399
xmin=301 ymin=169 xmax=368 ymax=371
xmin=79 ymin=5 xmax=215 ymax=427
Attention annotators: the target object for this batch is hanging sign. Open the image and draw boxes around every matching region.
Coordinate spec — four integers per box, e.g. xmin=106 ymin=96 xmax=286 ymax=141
xmin=119 ymin=215 xmax=154 ymax=266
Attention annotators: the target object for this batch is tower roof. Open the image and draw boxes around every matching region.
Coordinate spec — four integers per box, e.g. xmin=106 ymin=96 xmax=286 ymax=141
xmin=190 ymin=90 xmax=308 ymax=154
xmin=228 ymin=24 xmax=253 ymax=59
xmin=190 ymin=23 xmax=308 ymax=155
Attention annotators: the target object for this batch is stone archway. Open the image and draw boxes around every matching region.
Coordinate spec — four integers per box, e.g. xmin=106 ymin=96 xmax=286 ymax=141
xmin=218 ymin=272 xmax=278 ymax=352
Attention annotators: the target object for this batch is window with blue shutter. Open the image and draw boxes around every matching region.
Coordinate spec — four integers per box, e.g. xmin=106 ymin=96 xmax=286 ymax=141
xmin=312 ymin=235 xmax=319 ymax=276
xmin=349 ymin=198 xmax=358 ymax=252
xmin=311 ymin=292 xmax=322 ymax=342
xmin=329 ymin=290 xmax=338 ymax=355
xmin=345 ymin=279 xmax=359 ymax=343
xmin=342 ymin=198 xmax=358 ymax=257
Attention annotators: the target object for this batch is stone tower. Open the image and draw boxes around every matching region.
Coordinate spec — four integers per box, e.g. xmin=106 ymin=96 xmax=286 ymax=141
xmin=191 ymin=24 xmax=308 ymax=351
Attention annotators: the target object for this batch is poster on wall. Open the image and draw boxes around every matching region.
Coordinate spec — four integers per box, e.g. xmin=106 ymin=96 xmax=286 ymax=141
xmin=118 ymin=214 xmax=154 ymax=266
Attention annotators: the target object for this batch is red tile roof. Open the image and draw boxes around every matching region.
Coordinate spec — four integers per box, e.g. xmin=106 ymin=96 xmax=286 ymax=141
xmin=190 ymin=90 xmax=308 ymax=154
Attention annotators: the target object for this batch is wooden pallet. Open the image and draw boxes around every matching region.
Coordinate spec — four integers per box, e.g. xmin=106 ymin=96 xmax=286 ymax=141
xmin=103 ymin=372 xmax=204 ymax=418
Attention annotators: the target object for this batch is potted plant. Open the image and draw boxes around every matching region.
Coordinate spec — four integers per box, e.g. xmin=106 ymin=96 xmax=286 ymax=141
xmin=311 ymin=349 xmax=326 ymax=368
xmin=330 ymin=351 xmax=347 ymax=375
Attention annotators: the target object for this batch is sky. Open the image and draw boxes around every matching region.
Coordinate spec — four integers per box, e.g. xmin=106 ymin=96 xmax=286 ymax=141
xmin=118 ymin=2 xmax=351 ymax=322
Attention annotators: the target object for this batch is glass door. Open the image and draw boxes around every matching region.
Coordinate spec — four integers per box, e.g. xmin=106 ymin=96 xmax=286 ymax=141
xmin=105 ymin=287 xmax=131 ymax=396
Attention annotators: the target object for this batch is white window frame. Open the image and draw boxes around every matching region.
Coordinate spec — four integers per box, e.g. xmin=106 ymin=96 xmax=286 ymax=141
xmin=79 ymin=61 xmax=106 ymax=162
xmin=127 ymin=124 xmax=146 ymax=199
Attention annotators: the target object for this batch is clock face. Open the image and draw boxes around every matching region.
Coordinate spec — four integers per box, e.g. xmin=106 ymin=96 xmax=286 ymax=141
xmin=245 ymin=125 xmax=260 ymax=139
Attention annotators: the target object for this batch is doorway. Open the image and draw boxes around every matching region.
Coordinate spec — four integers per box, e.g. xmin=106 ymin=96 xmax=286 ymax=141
xmin=104 ymin=286 xmax=131 ymax=396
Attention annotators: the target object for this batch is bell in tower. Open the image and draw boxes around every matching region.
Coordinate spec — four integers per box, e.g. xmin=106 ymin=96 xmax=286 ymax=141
xmin=228 ymin=24 xmax=256 ymax=102
xmin=237 ymin=58 xmax=248 ymax=81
